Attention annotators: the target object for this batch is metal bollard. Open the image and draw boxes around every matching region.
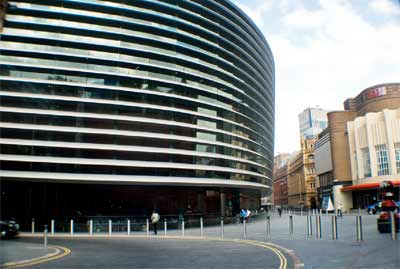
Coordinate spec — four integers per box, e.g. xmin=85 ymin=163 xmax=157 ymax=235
xmin=300 ymin=208 xmax=303 ymax=216
xmin=220 ymin=218 xmax=224 ymax=237
xmin=70 ymin=219 xmax=74 ymax=235
xmin=266 ymin=215 xmax=271 ymax=236
xmin=164 ymin=219 xmax=167 ymax=237
xmin=316 ymin=215 xmax=322 ymax=239
xmin=332 ymin=215 xmax=338 ymax=240
xmin=109 ymin=220 xmax=112 ymax=236
xmin=356 ymin=216 xmax=363 ymax=241
xmin=32 ymin=219 xmax=35 ymax=234
xmin=243 ymin=219 xmax=247 ymax=239
xmin=146 ymin=219 xmax=149 ymax=236
xmin=307 ymin=215 xmax=312 ymax=236
xmin=51 ymin=220 xmax=55 ymax=235
xmin=89 ymin=220 xmax=93 ymax=235
xmin=200 ymin=217 xmax=204 ymax=237
xmin=182 ymin=219 xmax=185 ymax=237
xmin=44 ymin=225 xmax=48 ymax=249
xmin=390 ymin=212 xmax=397 ymax=240
xmin=289 ymin=215 xmax=293 ymax=236
xmin=127 ymin=219 xmax=131 ymax=236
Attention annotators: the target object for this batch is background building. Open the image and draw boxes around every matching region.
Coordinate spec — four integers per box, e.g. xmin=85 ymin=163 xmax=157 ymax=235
xmin=298 ymin=107 xmax=328 ymax=139
xmin=327 ymin=83 xmax=400 ymax=211
xmin=346 ymin=108 xmax=400 ymax=207
xmin=314 ymin=128 xmax=334 ymax=209
xmin=0 ymin=0 xmax=275 ymax=228
xmin=287 ymin=138 xmax=318 ymax=209
xmin=272 ymin=153 xmax=291 ymax=207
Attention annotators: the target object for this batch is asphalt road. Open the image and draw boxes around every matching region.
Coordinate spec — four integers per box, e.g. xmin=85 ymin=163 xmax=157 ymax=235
xmin=16 ymin=237 xmax=284 ymax=269
xmin=4 ymin=213 xmax=400 ymax=269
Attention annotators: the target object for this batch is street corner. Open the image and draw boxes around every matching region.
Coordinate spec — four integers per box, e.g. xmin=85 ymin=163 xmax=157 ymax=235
xmin=0 ymin=241 xmax=70 ymax=269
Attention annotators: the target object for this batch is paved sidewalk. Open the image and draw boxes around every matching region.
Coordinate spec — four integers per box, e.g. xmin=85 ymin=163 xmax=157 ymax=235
xmin=18 ymin=213 xmax=400 ymax=268
xmin=159 ymin=213 xmax=400 ymax=269
xmin=0 ymin=240 xmax=56 ymax=267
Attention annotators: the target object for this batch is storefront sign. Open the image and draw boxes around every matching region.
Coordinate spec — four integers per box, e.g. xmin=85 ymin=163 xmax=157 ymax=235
xmin=364 ymin=86 xmax=386 ymax=100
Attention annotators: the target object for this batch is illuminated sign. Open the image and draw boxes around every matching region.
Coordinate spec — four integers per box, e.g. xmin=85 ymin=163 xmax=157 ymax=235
xmin=364 ymin=86 xmax=386 ymax=100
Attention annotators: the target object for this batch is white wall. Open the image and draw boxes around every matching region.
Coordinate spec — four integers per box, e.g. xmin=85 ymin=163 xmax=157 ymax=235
xmin=314 ymin=132 xmax=332 ymax=174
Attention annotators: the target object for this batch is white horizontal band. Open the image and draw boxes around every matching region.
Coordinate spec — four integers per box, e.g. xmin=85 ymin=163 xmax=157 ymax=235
xmin=0 ymin=106 xmax=259 ymax=145
xmin=0 ymin=170 xmax=271 ymax=192
xmin=0 ymin=154 xmax=269 ymax=180
xmin=0 ymin=138 xmax=264 ymax=168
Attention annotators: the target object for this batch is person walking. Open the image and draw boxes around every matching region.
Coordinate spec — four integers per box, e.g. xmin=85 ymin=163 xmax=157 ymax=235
xmin=337 ymin=203 xmax=343 ymax=218
xmin=239 ymin=208 xmax=246 ymax=223
xmin=278 ymin=207 xmax=282 ymax=217
xmin=151 ymin=210 xmax=160 ymax=234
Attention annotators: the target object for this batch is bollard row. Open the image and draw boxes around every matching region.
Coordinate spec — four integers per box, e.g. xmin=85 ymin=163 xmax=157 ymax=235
xmin=30 ymin=213 xmax=397 ymax=242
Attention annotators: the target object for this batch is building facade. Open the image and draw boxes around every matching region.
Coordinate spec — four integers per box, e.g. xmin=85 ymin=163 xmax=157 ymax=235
xmin=298 ymin=107 xmax=328 ymax=139
xmin=346 ymin=108 xmax=400 ymax=207
xmin=327 ymin=83 xmax=400 ymax=211
xmin=314 ymin=128 xmax=334 ymax=208
xmin=287 ymin=138 xmax=318 ymax=209
xmin=272 ymin=153 xmax=291 ymax=206
xmin=0 ymin=0 xmax=275 ymax=227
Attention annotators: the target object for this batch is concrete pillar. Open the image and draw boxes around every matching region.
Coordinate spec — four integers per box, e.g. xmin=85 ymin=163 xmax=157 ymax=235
xmin=197 ymin=192 xmax=205 ymax=213
xmin=333 ymin=184 xmax=353 ymax=212
xmin=220 ymin=192 xmax=226 ymax=217
xmin=365 ymin=113 xmax=377 ymax=177
xmin=384 ymin=110 xmax=397 ymax=175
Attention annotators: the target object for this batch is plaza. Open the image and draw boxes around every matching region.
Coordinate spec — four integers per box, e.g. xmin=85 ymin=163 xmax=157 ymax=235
xmin=1 ymin=211 xmax=399 ymax=269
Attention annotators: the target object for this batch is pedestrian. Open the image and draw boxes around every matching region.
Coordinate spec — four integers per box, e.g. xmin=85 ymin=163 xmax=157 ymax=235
xmin=337 ymin=203 xmax=343 ymax=218
xmin=245 ymin=209 xmax=251 ymax=221
xmin=239 ymin=208 xmax=246 ymax=223
xmin=278 ymin=207 xmax=282 ymax=217
xmin=151 ymin=210 xmax=160 ymax=234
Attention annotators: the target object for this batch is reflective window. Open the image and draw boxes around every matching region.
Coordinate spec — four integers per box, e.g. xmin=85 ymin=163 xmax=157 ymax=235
xmin=196 ymin=132 xmax=216 ymax=141
xmin=375 ymin=144 xmax=389 ymax=176
xmin=361 ymin=148 xmax=371 ymax=178
xmin=395 ymin=143 xmax=400 ymax=174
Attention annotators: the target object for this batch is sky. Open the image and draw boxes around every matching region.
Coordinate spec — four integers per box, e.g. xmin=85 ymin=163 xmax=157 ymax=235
xmin=232 ymin=0 xmax=400 ymax=154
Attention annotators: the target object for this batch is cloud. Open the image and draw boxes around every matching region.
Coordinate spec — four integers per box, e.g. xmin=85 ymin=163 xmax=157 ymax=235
xmin=233 ymin=0 xmax=273 ymax=28
xmin=234 ymin=0 xmax=400 ymax=154
xmin=369 ymin=0 xmax=400 ymax=15
xmin=282 ymin=7 xmax=325 ymax=29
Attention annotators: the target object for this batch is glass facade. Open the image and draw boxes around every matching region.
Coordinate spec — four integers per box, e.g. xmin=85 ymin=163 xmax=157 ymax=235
xmin=0 ymin=1 xmax=274 ymax=191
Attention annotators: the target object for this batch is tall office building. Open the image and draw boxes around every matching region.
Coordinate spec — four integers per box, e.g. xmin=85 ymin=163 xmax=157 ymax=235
xmin=298 ymin=107 xmax=328 ymax=139
xmin=0 ymin=0 xmax=275 ymax=227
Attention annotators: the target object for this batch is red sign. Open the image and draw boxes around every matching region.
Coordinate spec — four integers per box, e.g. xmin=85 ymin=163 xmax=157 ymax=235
xmin=364 ymin=87 xmax=386 ymax=100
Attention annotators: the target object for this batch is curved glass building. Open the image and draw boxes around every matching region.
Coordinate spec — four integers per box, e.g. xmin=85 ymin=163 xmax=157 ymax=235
xmin=0 ymin=0 xmax=274 ymax=223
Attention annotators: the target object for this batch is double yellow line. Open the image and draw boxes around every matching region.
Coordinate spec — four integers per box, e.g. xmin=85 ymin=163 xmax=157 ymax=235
xmin=0 ymin=245 xmax=71 ymax=269
xmin=6 ymin=235 xmax=289 ymax=269
xmin=139 ymin=235 xmax=288 ymax=269
xmin=239 ymin=240 xmax=287 ymax=269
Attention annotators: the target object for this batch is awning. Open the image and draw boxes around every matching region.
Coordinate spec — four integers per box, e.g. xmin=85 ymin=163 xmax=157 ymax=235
xmin=341 ymin=180 xmax=400 ymax=192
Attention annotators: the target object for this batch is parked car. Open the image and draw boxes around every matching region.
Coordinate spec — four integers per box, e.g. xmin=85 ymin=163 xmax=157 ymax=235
xmin=0 ymin=220 xmax=19 ymax=239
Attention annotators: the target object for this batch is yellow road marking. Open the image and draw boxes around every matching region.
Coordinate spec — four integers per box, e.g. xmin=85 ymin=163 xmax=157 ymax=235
xmin=111 ymin=235 xmax=289 ymax=269
xmin=19 ymin=234 xmax=290 ymax=269
xmin=0 ymin=246 xmax=71 ymax=269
